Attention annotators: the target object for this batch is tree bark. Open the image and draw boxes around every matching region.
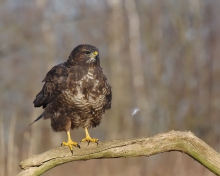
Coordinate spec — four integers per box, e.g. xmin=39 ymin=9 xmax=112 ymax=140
xmin=18 ymin=131 xmax=220 ymax=176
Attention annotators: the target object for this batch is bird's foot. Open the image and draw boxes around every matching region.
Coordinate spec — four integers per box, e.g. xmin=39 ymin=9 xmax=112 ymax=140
xmin=61 ymin=140 xmax=80 ymax=154
xmin=81 ymin=137 xmax=99 ymax=145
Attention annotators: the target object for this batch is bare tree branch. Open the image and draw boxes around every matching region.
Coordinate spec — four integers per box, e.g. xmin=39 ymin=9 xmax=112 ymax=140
xmin=18 ymin=131 xmax=220 ymax=176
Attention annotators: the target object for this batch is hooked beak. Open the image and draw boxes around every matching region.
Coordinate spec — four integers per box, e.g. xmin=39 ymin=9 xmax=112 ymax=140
xmin=87 ymin=51 xmax=99 ymax=64
xmin=93 ymin=51 xmax=99 ymax=59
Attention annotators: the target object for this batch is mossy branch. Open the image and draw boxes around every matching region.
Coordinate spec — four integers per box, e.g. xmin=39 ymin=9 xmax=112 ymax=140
xmin=18 ymin=131 xmax=220 ymax=176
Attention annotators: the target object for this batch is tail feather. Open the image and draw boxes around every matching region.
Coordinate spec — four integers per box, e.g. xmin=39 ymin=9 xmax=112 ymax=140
xmin=29 ymin=114 xmax=43 ymax=126
xmin=33 ymin=93 xmax=45 ymax=107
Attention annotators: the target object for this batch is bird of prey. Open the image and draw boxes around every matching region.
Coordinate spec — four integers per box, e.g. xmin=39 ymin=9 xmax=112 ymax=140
xmin=32 ymin=44 xmax=112 ymax=153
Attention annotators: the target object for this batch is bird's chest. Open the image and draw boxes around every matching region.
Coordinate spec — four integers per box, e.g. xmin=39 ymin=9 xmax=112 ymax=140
xmin=80 ymin=68 xmax=98 ymax=91
xmin=86 ymin=68 xmax=95 ymax=80
xmin=64 ymin=68 xmax=104 ymax=107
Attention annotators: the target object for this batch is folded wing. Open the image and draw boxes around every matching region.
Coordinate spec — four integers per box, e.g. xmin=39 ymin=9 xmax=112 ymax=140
xmin=33 ymin=63 xmax=69 ymax=108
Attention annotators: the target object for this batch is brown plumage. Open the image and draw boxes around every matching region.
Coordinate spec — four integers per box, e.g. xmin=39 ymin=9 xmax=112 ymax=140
xmin=32 ymin=44 xmax=112 ymax=152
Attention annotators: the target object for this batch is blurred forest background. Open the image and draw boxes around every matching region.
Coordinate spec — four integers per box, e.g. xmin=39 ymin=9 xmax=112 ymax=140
xmin=0 ymin=0 xmax=220 ymax=175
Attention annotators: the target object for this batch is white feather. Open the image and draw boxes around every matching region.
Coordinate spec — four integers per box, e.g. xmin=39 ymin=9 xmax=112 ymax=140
xmin=131 ymin=107 xmax=140 ymax=116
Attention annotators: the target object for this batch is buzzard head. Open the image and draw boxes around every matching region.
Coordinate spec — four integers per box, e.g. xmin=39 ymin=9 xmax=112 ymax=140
xmin=67 ymin=44 xmax=100 ymax=66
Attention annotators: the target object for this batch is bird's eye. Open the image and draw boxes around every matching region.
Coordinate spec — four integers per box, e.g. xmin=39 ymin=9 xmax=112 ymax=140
xmin=84 ymin=51 xmax=90 ymax=55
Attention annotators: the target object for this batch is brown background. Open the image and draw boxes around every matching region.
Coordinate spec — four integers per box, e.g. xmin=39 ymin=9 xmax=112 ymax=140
xmin=0 ymin=0 xmax=220 ymax=175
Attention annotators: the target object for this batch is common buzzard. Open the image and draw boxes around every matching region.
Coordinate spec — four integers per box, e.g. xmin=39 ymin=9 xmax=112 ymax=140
xmin=32 ymin=44 xmax=112 ymax=153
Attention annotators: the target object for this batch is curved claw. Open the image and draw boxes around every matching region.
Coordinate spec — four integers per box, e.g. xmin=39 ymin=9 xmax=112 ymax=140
xmin=81 ymin=137 xmax=99 ymax=145
xmin=61 ymin=140 xmax=80 ymax=153
xmin=96 ymin=141 xmax=99 ymax=145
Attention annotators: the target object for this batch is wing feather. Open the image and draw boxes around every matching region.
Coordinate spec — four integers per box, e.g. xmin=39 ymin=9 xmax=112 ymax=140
xmin=33 ymin=63 xmax=69 ymax=108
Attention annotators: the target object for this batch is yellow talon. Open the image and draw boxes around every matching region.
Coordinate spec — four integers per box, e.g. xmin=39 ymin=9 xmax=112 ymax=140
xmin=81 ymin=137 xmax=98 ymax=143
xmin=81 ymin=127 xmax=99 ymax=144
xmin=61 ymin=131 xmax=80 ymax=153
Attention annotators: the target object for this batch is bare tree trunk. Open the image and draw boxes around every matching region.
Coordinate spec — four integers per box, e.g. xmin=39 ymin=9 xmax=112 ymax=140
xmin=7 ymin=115 xmax=17 ymax=176
xmin=125 ymin=0 xmax=149 ymax=136
xmin=35 ymin=0 xmax=56 ymax=70
xmin=0 ymin=115 xmax=5 ymax=176
xmin=107 ymin=0 xmax=130 ymax=138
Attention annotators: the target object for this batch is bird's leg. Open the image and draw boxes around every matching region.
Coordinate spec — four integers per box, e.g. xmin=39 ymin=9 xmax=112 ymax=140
xmin=81 ymin=127 xmax=98 ymax=145
xmin=61 ymin=131 xmax=80 ymax=153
